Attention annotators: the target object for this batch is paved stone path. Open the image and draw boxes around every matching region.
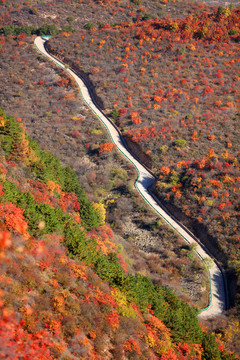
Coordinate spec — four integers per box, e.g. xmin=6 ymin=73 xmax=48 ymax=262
xmin=34 ymin=36 xmax=227 ymax=318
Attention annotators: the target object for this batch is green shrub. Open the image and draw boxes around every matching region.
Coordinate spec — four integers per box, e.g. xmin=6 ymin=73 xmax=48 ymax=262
xmin=110 ymin=108 xmax=120 ymax=121
xmin=175 ymin=139 xmax=187 ymax=148
xmin=159 ymin=145 xmax=168 ymax=153
xmin=67 ymin=16 xmax=75 ymax=23
xmin=0 ymin=24 xmax=75 ymax=37
xmin=161 ymin=287 xmax=202 ymax=343
xmin=229 ymin=28 xmax=237 ymax=35
xmin=63 ymin=220 xmax=88 ymax=258
xmin=83 ymin=23 xmax=94 ymax=30
xmin=121 ymin=274 xmax=164 ymax=312
xmin=217 ymin=6 xmax=231 ymax=16
xmin=170 ymin=174 xmax=180 ymax=185
xmin=132 ymin=0 xmax=142 ymax=5
xmin=62 ymin=25 xmax=76 ymax=33
xmin=36 ymin=24 xmax=59 ymax=36
xmin=141 ymin=13 xmax=152 ymax=21
xmin=202 ymin=333 xmax=221 ymax=360
xmin=94 ymin=252 xmax=125 ymax=285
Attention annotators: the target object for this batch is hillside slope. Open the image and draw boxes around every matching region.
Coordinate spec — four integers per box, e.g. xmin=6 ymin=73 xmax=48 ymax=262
xmin=0 ymin=31 xmax=211 ymax=308
xmin=0 ymin=109 xmax=238 ymax=359
xmin=35 ymin=34 xmax=227 ymax=320
xmin=0 ymin=0 xmax=239 ymax=357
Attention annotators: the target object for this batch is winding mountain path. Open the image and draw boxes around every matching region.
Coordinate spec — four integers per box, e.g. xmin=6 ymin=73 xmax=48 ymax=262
xmin=34 ymin=36 xmax=227 ymax=318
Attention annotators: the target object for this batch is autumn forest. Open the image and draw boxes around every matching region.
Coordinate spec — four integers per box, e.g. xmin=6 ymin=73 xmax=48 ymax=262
xmin=0 ymin=0 xmax=239 ymax=359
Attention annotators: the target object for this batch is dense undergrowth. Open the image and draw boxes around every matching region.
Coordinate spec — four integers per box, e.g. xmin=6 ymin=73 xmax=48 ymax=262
xmin=0 ymin=109 xmax=238 ymax=359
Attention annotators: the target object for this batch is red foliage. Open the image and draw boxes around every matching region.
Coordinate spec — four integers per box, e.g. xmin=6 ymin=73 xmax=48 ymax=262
xmin=0 ymin=184 xmax=4 ymax=196
xmin=59 ymin=192 xmax=80 ymax=212
xmin=160 ymin=348 xmax=178 ymax=360
xmin=124 ymin=338 xmax=142 ymax=355
xmin=117 ymin=253 xmax=128 ymax=274
xmin=72 ymin=130 xmax=81 ymax=138
xmin=56 ymin=77 xmax=70 ymax=88
xmin=106 ymin=312 xmax=119 ymax=330
xmin=0 ymin=203 xmax=28 ymax=236
xmin=178 ymin=342 xmax=192 ymax=356
xmin=29 ymin=181 xmax=54 ymax=208
xmin=99 ymin=142 xmax=116 ymax=155
xmin=95 ymin=287 xmax=117 ymax=308
xmin=119 ymin=107 xmax=127 ymax=116
xmin=0 ymin=231 xmax=11 ymax=251
xmin=0 ymin=299 xmax=54 ymax=360
xmin=160 ymin=166 xmax=170 ymax=176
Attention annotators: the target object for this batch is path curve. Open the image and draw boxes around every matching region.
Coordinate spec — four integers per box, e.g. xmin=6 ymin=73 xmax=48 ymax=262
xmin=34 ymin=36 xmax=227 ymax=318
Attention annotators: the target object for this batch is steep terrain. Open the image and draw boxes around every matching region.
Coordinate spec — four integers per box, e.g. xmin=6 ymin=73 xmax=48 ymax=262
xmin=0 ymin=33 xmax=210 ymax=307
xmin=35 ymin=34 xmax=227 ymax=319
xmin=0 ymin=0 xmax=239 ymax=357
xmin=46 ymin=5 xmax=240 ymax=314
xmin=0 ymin=108 xmax=237 ymax=359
